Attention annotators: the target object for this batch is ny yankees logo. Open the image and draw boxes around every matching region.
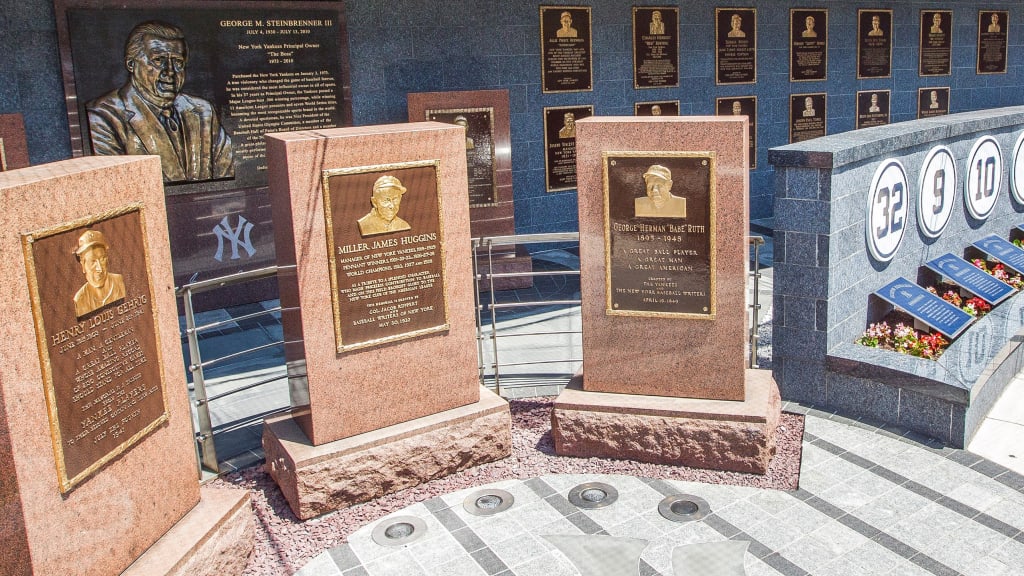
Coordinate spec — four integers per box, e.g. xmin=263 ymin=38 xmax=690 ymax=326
xmin=212 ymin=215 xmax=256 ymax=262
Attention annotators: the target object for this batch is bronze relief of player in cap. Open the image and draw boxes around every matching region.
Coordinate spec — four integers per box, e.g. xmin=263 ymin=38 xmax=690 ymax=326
xmin=635 ymin=165 xmax=685 ymax=218
xmin=358 ymin=175 xmax=412 ymax=237
xmin=73 ymin=229 xmax=126 ymax=318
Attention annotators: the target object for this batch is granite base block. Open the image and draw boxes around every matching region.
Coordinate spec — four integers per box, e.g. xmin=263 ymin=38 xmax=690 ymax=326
xmin=121 ymin=486 xmax=254 ymax=576
xmin=551 ymin=371 xmax=781 ymax=474
xmin=263 ymin=386 xmax=512 ymax=519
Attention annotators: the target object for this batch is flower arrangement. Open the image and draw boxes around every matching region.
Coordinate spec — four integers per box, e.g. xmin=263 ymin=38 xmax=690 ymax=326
xmin=856 ymin=321 xmax=948 ymax=359
xmin=972 ymin=258 xmax=1024 ymax=290
xmin=926 ymin=286 xmax=991 ymax=317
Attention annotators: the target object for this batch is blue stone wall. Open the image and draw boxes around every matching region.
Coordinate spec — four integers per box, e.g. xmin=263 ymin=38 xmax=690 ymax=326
xmin=770 ymin=106 xmax=1024 ymax=445
xmin=3 ymin=0 xmax=1024 ymax=232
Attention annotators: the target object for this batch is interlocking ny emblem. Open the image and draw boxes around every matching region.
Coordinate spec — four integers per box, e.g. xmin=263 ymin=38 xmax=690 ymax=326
xmin=212 ymin=215 xmax=256 ymax=262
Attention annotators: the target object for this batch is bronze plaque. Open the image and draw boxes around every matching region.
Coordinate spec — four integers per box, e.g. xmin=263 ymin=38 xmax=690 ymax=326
xmin=790 ymin=9 xmax=827 ymax=82
xmin=633 ymin=7 xmax=679 ymax=89
xmin=426 ymin=107 xmax=497 ymax=206
xmin=322 ymin=161 xmax=449 ymax=353
xmin=715 ymin=8 xmax=756 ymax=85
xmin=0 ymin=113 xmax=30 ymax=171
xmin=919 ymin=10 xmax=952 ymax=76
xmin=540 ymin=6 xmax=593 ymax=93
xmin=0 ymin=139 xmax=5 ymax=171
xmin=715 ymin=96 xmax=757 ymax=169
xmin=635 ymin=100 xmax=679 ymax=116
xmin=978 ymin=11 xmax=1008 ymax=74
xmin=856 ymin=90 xmax=890 ymax=129
xmin=22 ymin=206 xmax=167 ymax=493
xmin=604 ymin=153 xmax=715 ymax=319
xmin=544 ymin=105 xmax=593 ymax=192
xmin=857 ymin=9 xmax=893 ymax=79
xmin=918 ymin=87 xmax=950 ymax=119
xmin=790 ymin=93 xmax=826 ymax=143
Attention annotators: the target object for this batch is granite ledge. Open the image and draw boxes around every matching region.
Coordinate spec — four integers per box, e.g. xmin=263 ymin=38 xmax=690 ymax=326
xmin=827 ymin=343 xmax=969 ymax=405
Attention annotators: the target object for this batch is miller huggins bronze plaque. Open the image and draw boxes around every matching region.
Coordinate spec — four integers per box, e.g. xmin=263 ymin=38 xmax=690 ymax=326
xmin=715 ymin=8 xmax=756 ymax=85
xmin=977 ymin=11 xmax=1008 ymax=74
xmin=544 ymin=104 xmax=593 ymax=192
xmin=603 ymin=153 xmax=715 ymax=319
xmin=22 ymin=206 xmax=167 ymax=493
xmin=919 ymin=10 xmax=952 ymax=76
xmin=790 ymin=93 xmax=826 ymax=143
xmin=790 ymin=8 xmax=827 ymax=82
xmin=715 ymin=96 xmax=757 ymax=169
xmin=426 ymin=107 xmax=497 ymax=206
xmin=856 ymin=90 xmax=890 ymax=129
xmin=633 ymin=7 xmax=679 ymax=89
xmin=540 ymin=6 xmax=593 ymax=93
xmin=918 ymin=87 xmax=950 ymax=119
xmin=322 ymin=160 xmax=449 ymax=353
xmin=857 ymin=9 xmax=893 ymax=79
xmin=635 ymin=100 xmax=679 ymax=116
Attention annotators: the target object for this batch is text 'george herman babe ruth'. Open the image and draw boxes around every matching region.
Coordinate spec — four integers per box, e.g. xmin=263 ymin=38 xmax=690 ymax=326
xmin=86 ymin=21 xmax=234 ymax=183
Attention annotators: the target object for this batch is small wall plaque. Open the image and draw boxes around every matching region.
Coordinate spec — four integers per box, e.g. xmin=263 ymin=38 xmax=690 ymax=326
xmin=875 ymin=278 xmax=974 ymax=339
xmin=926 ymin=253 xmax=1015 ymax=306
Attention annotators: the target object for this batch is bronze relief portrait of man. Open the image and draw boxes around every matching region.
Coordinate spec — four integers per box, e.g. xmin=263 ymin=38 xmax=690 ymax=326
xmin=357 ymin=175 xmax=412 ymax=237
xmin=635 ymin=164 xmax=686 ymax=218
xmin=72 ymin=229 xmax=127 ymax=318
xmin=86 ymin=21 xmax=234 ymax=183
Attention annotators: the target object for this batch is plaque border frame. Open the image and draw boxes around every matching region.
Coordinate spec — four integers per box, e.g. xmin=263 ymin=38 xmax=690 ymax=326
xmin=976 ymin=10 xmax=1009 ymax=76
xmin=543 ymin=104 xmax=594 ymax=193
xmin=601 ymin=150 xmax=718 ymax=320
xmin=320 ymin=159 xmax=451 ymax=353
xmin=789 ymin=8 xmax=828 ymax=83
xmin=856 ymin=8 xmax=894 ymax=80
xmin=632 ymin=6 xmax=680 ymax=90
xmin=855 ymin=89 xmax=891 ymax=130
xmin=634 ymin=100 xmax=680 ymax=116
xmin=424 ymin=106 xmax=499 ymax=207
xmin=789 ymin=92 xmax=827 ymax=144
xmin=917 ymin=87 xmax=950 ymax=119
xmin=539 ymin=5 xmax=594 ymax=94
xmin=918 ymin=9 xmax=953 ymax=77
xmin=715 ymin=7 xmax=758 ymax=86
xmin=21 ymin=203 xmax=169 ymax=494
xmin=714 ymin=95 xmax=758 ymax=169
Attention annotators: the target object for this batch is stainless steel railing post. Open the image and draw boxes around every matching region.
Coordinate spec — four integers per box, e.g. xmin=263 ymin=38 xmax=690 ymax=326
xmin=182 ymin=287 xmax=219 ymax=474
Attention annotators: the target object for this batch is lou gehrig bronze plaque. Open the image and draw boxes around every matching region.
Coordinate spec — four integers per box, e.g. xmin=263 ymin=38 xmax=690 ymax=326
xmin=604 ymin=153 xmax=715 ymax=319
xmin=23 ymin=206 xmax=167 ymax=493
xmin=322 ymin=161 xmax=449 ymax=353
xmin=426 ymin=107 xmax=497 ymax=206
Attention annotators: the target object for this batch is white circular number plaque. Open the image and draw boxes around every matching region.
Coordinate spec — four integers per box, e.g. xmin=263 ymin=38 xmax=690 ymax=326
xmin=866 ymin=159 xmax=909 ymax=262
xmin=965 ymin=136 xmax=1002 ymax=220
xmin=917 ymin=146 xmax=956 ymax=238
xmin=1010 ymin=132 xmax=1024 ymax=204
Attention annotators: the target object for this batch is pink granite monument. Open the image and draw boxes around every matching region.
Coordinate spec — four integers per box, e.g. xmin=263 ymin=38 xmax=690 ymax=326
xmin=0 ymin=156 xmax=252 ymax=575
xmin=264 ymin=122 xmax=512 ymax=519
xmin=407 ymin=89 xmax=532 ymax=289
xmin=551 ymin=116 xmax=781 ymax=474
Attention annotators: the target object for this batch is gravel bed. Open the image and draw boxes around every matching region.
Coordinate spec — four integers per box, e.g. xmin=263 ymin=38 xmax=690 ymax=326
xmin=217 ymin=396 xmax=803 ymax=575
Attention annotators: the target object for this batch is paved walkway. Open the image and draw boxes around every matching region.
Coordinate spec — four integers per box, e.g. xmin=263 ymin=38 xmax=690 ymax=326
xmin=295 ymin=402 xmax=1024 ymax=576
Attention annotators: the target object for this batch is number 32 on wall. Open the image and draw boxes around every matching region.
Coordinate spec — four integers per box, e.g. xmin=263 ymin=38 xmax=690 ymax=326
xmin=866 ymin=159 xmax=909 ymax=262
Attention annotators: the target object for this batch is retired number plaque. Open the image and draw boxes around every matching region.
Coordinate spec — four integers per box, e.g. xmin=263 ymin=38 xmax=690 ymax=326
xmin=322 ymin=160 xmax=449 ymax=353
xmin=604 ymin=152 xmax=715 ymax=319
xmin=23 ymin=205 xmax=167 ymax=493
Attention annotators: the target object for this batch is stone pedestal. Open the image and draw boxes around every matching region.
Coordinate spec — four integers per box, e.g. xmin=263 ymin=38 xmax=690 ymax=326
xmin=265 ymin=123 xmax=512 ymax=517
xmin=408 ymin=90 xmax=532 ymax=290
xmin=551 ymin=116 xmax=780 ymax=472
xmin=0 ymin=157 xmax=251 ymax=575
xmin=553 ymin=371 xmax=780 ymax=473
xmin=264 ymin=386 xmax=511 ymax=520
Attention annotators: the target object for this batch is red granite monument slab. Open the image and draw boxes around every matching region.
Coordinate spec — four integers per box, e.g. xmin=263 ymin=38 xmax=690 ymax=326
xmin=408 ymin=90 xmax=532 ymax=289
xmin=0 ymin=113 xmax=30 ymax=171
xmin=551 ymin=116 xmax=780 ymax=473
xmin=0 ymin=156 xmax=197 ymax=575
xmin=264 ymin=122 xmax=511 ymax=516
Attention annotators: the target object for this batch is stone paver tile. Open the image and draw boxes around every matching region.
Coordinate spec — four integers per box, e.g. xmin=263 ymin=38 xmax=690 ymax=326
xmin=843 ymin=539 xmax=904 ymax=574
xmin=778 ymin=534 xmax=842 ymax=573
xmin=747 ymin=488 xmax=801 ymax=515
xmin=713 ymin=497 xmax=776 ymax=531
xmin=428 ymin=554 xmax=486 ymax=576
xmin=511 ymin=550 xmax=583 ymax=576
xmin=957 ymin=553 xmax=1011 ymax=576
xmin=743 ymin=517 xmax=806 ymax=551
xmin=819 ymin=481 xmax=876 ymax=511
xmin=886 ymin=559 xmax=939 ymax=576
xmin=990 ymin=536 xmax=1024 ymax=566
xmin=845 ymin=467 xmax=899 ymax=498
xmin=294 ymin=552 xmax=343 ymax=576
xmin=580 ymin=487 xmax=659 ymax=527
xmin=820 ymin=555 xmax=876 ymax=576
xmin=946 ymin=481 xmax=1005 ymax=513
xmin=807 ymin=520 xmax=869 ymax=557
xmin=770 ymin=501 xmax=833 ymax=536
xmin=603 ymin=514 xmax=663 ymax=540
xmin=468 ymin=514 xmax=528 ymax=547
xmin=799 ymin=445 xmax=836 ymax=470
xmin=510 ymin=498 xmax=569 ymax=529
xmin=488 ymin=532 xmax=546 ymax=569
xmin=362 ymin=548 xmax=427 ymax=576
xmin=983 ymin=497 xmax=1024 ymax=531
xmin=407 ymin=531 xmax=466 ymax=570
xmin=744 ymin=555 xmax=787 ymax=576
xmin=851 ymin=488 xmax=933 ymax=530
